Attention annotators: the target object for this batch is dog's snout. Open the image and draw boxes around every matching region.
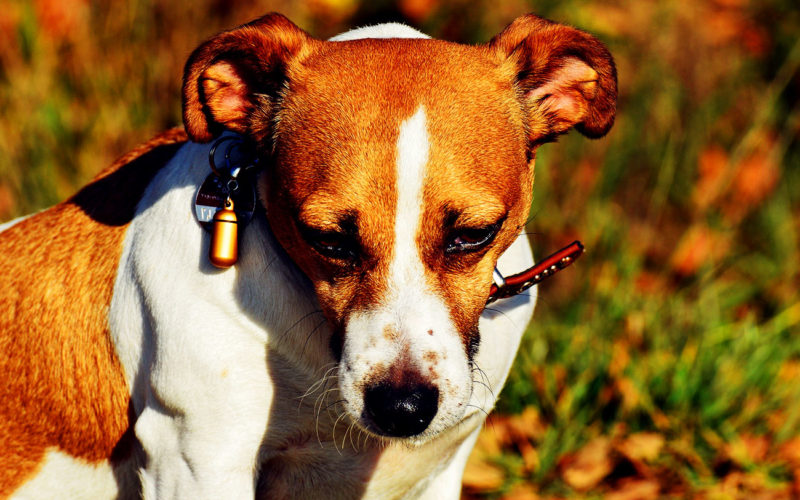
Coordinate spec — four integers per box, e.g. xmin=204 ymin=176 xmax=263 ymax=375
xmin=363 ymin=381 xmax=439 ymax=437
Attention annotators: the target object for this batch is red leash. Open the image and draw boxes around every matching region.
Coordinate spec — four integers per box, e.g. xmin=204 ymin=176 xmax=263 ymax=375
xmin=486 ymin=241 xmax=585 ymax=305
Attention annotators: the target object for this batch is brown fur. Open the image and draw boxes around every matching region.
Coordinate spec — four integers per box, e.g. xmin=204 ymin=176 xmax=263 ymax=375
xmin=0 ymin=129 xmax=187 ymax=495
xmin=182 ymin=14 xmax=319 ymax=143
xmin=263 ymin=37 xmax=533 ymax=344
xmin=181 ymin=12 xmax=616 ymax=357
xmin=488 ymin=14 xmax=617 ymax=144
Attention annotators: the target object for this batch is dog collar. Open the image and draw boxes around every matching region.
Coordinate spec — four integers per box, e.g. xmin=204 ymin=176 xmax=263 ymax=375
xmin=486 ymin=240 xmax=584 ymax=305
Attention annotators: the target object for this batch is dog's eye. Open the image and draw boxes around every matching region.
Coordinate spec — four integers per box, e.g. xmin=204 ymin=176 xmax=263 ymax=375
xmin=445 ymin=223 xmax=500 ymax=254
xmin=307 ymin=230 xmax=358 ymax=260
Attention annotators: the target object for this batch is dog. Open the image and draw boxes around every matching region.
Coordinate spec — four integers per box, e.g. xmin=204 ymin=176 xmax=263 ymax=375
xmin=0 ymin=12 xmax=616 ymax=499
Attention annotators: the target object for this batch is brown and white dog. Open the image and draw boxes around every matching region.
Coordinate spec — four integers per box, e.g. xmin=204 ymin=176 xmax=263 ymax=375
xmin=0 ymin=13 xmax=615 ymax=499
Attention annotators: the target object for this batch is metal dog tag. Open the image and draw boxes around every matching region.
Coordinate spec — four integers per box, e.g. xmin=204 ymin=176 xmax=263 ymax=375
xmin=194 ymin=173 xmax=256 ymax=229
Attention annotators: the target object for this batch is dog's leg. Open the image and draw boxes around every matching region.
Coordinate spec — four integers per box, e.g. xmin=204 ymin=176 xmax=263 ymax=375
xmin=128 ymin=288 xmax=273 ymax=499
xmin=134 ymin=331 xmax=271 ymax=500
xmin=109 ymin=144 xmax=276 ymax=499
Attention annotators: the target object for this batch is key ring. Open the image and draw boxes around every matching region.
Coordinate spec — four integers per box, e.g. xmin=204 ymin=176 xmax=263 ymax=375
xmin=194 ymin=135 xmax=259 ymax=228
xmin=208 ymin=136 xmax=242 ymax=178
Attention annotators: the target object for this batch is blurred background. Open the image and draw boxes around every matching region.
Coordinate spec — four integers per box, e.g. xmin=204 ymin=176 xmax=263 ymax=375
xmin=1 ymin=0 xmax=798 ymax=497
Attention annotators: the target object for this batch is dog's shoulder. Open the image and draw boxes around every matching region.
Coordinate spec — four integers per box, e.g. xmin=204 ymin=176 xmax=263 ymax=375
xmin=0 ymin=128 xmax=186 ymax=495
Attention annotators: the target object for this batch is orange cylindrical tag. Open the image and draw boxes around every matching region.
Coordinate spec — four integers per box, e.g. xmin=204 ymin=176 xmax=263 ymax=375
xmin=209 ymin=198 xmax=238 ymax=268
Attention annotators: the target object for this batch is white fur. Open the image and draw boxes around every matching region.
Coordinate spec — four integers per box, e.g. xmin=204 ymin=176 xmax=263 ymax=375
xmin=328 ymin=23 xmax=429 ymax=42
xmin=10 ymin=450 xmax=118 ymax=500
xmin=0 ymin=213 xmax=31 ymax=233
xmin=110 ymin=142 xmax=275 ymax=498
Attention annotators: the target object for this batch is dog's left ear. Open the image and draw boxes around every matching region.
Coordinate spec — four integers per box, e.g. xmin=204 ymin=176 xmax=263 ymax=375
xmin=182 ymin=13 xmax=319 ymax=143
xmin=488 ymin=14 xmax=617 ymax=145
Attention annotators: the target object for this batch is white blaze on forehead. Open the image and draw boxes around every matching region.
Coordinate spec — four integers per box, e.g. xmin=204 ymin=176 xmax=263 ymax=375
xmin=338 ymin=105 xmax=473 ymax=438
xmin=392 ymin=106 xmax=429 ymax=289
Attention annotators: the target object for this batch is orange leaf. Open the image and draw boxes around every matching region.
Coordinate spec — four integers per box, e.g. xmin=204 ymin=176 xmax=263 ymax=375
xmin=463 ymin=428 xmax=507 ymax=492
xmin=618 ymin=433 xmax=665 ymax=463
xmin=501 ymin=482 xmax=540 ymax=500
xmin=605 ymin=479 xmax=661 ymax=500
xmin=615 ymin=377 xmax=642 ymax=411
xmin=34 ymin=0 xmax=88 ymax=40
xmin=724 ymin=434 xmax=770 ymax=466
xmin=693 ymin=145 xmax=729 ymax=212
xmin=723 ymin=144 xmax=780 ymax=222
xmin=474 ymin=423 xmax=505 ymax=455
xmin=561 ymin=438 xmax=613 ymax=491
xmin=306 ymin=0 xmax=358 ymax=22
xmin=398 ymin=0 xmax=438 ymax=23
xmin=778 ymin=437 xmax=800 ymax=466
xmin=507 ymin=407 xmax=546 ymax=443
xmin=462 ymin=456 xmax=506 ymax=492
xmin=0 ymin=184 xmax=15 ymax=220
xmin=779 ymin=361 xmax=800 ymax=382
xmin=609 ymin=340 xmax=631 ymax=378
xmin=669 ymin=224 xmax=730 ymax=276
xmin=519 ymin=440 xmax=540 ymax=473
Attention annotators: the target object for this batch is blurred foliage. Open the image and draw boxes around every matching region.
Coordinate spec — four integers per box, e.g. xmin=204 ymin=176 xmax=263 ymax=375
xmin=1 ymin=0 xmax=799 ymax=498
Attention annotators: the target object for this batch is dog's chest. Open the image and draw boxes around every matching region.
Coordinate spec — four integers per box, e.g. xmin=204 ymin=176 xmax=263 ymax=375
xmin=255 ymin=360 xmax=477 ymax=499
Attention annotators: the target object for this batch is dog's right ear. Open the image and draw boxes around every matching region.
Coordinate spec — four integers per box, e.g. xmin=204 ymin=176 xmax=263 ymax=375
xmin=488 ymin=15 xmax=617 ymax=145
xmin=182 ymin=13 xmax=318 ymax=143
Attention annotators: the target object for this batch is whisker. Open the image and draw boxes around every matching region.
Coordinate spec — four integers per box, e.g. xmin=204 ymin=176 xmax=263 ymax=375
xmin=331 ymin=410 xmax=348 ymax=454
xmin=300 ymin=318 xmax=329 ymax=357
xmin=313 ymin=388 xmax=338 ymax=434
xmin=359 ymin=427 xmax=370 ymax=449
xmin=483 ymin=307 xmax=516 ymax=326
xmin=314 ymin=386 xmax=340 ymax=420
xmin=315 ymin=408 xmax=324 ymax=447
xmin=466 ymin=403 xmax=490 ymax=419
xmin=471 ymin=378 xmax=493 ymax=395
xmin=321 ymin=397 xmax=345 ymax=415
xmin=297 ymin=365 xmax=338 ymax=408
xmin=472 ymin=364 xmax=492 ymax=391
xmin=344 ymin=420 xmax=358 ymax=451
xmin=471 ymin=362 xmax=495 ymax=409
xmin=525 ymin=209 xmax=541 ymax=226
xmin=279 ymin=309 xmax=325 ymax=341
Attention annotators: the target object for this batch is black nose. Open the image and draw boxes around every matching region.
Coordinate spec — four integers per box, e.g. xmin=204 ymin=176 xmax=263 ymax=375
xmin=363 ymin=382 xmax=439 ymax=437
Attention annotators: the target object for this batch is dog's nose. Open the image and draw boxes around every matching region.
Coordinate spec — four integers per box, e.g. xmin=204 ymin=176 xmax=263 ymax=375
xmin=363 ymin=382 xmax=439 ymax=437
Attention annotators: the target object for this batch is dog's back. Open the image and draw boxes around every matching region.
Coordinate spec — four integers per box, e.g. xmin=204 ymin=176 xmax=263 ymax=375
xmin=0 ymin=129 xmax=186 ymax=497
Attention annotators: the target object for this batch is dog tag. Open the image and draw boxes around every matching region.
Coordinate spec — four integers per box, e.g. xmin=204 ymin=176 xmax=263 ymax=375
xmin=209 ymin=197 xmax=239 ymax=268
xmin=194 ymin=173 xmax=256 ymax=229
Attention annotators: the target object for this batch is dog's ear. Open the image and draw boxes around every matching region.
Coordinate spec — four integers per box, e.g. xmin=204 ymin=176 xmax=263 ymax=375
xmin=182 ymin=13 xmax=318 ymax=143
xmin=488 ymin=14 xmax=617 ymax=145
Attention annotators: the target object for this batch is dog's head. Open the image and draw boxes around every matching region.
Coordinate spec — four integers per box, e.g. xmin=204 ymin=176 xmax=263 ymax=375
xmin=182 ymin=13 xmax=616 ymax=441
